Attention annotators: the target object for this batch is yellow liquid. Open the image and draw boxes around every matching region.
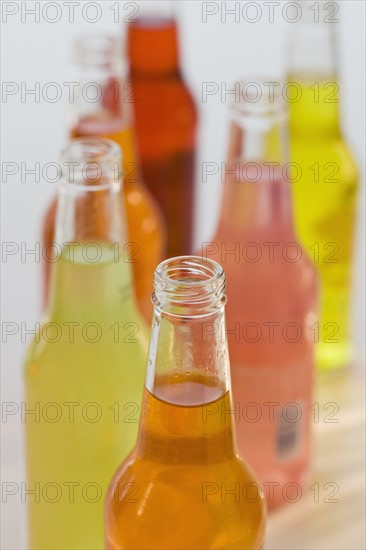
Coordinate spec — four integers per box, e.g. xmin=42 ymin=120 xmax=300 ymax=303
xmin=24 ymin=245 xmax=148 ymax=549
xmin=289 ymin=77 xmax=358 ymax=372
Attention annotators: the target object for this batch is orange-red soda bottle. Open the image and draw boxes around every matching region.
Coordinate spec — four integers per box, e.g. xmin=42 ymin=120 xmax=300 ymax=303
xmin=127 ymin=2 xmax=198 ymax=257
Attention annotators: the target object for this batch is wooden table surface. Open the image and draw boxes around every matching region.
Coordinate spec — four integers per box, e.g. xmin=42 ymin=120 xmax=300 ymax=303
xmin=1 ymin=368 xmax=365 ymax=549
xmin=266 ymin=367 xmax=366 ymax=550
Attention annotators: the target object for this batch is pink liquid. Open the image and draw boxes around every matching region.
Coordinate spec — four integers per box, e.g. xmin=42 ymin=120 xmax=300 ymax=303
xmin=199 ymin=167 xmax=317 ymax=509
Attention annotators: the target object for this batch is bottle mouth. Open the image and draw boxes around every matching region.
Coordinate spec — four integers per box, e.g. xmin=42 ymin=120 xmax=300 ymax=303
xmin=290 ymin=0 xmax=339 ymax=26
xmin=60 ymin=138 xmax=122 ymax=190
xmin=131 ymin=0 xmax=175 ymax=24
xmin=153 ymin=256 xmax=226 ymax=315
xmin=74 ymin=33 xmax=122 ymax=68
xmin=231 ymin=77 xmax=288 ymax=119
xmin=131 ymin=16 xmax=175 ymax=28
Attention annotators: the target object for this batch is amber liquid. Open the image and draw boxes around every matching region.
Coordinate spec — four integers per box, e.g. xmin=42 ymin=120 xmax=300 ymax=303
xmin=128 ymin=18 xmax=197 ymax=257
xmin=105 ymin=374 xmax=265 ymax=549
xmin=42 ymin=116 xmax=164 ymax=321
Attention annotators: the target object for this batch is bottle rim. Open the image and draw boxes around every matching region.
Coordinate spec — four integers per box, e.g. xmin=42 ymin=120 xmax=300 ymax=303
xmin=130 ymin=0 xmax=176 ymax=23
xmin=74 ymin=33 xmax=122 ymax=68
xmin=153 ymin=256 xmax=227 ymax=315
xmin=60 ymin=138 xmax=122 ymax=191
xmin=230 ymin=77 xmax=288 ymax=119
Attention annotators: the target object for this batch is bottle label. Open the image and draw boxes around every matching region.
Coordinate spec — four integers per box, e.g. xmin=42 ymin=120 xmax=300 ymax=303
xmin=231 ymin=360 xmax=311 ymax=466
xmin=277 ymin=401 xmax=304 ymax=461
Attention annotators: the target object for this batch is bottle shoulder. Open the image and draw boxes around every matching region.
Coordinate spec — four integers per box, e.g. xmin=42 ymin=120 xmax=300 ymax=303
xmin=131 ymin=73 xmax=197 ymax=114
xmin=24 ymin=315 xmax=148 ymax=374
xmin=291 ymin=134 xmax=358 ymax=171
xmin=198 ymin=234 xmax=318 ymax=315
xmin=201 ymin=232 xmax=316 ymax=271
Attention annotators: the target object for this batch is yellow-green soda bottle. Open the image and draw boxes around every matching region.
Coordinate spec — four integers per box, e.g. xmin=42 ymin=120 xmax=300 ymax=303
xmin=24 ymin=138 xmax=148 ymax=549
xmin=287 ymin=1 xmax=358 ymax=372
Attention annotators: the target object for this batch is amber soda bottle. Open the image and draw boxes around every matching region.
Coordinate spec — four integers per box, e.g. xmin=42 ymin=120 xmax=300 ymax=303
xmin=105 ymin=256 xmax=265 ymax=549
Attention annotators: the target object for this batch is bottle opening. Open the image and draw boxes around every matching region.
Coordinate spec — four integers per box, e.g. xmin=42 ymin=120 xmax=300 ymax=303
xmin=132 ymin=0 xmax=175 ymax=23
xmin=74 ymin=33 xmax=121 ymax=68
xmin=133 ymin=16 xmax=174 ymax=28
xmin=153 ymin=256 xmax=226 ymax=314
xmin=60 ymin=138 xmax=122 ymax=190
xmin=231 ymin=78 xmax=287 ymax=120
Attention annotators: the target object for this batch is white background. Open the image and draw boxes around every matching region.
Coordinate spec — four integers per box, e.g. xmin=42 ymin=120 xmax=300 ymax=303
xmin=1 ymin=1 xmax=365 ymax=548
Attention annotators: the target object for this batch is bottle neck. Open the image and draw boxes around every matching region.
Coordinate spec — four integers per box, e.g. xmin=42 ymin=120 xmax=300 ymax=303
xmin=72 ymin=36 xmax=131 ymax=135
xmin=287 ymin=21 xmax=340 ymax=136
xmin=48 ymin=139 xmax=134 ymax=318
xmin=220 ymin=99 xmax=294 ymax=234
xmin=135 ymin=257 xmax=236 ymax=460
xmin=219 ymin=168 xmax=294 ymax=235
xmin=127 ymin=8 xmax=180 ymax=76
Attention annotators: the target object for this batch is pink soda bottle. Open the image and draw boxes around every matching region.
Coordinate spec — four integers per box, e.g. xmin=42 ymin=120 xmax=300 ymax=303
xmin=199 ymin=81 xmax=318 ymax=509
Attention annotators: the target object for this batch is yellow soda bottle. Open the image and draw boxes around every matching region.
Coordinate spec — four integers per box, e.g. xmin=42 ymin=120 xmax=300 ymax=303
xmin=287 ymin=2 xmax=358 ymax=372
xmin=24 ymin=138 xmax=148 ymax=549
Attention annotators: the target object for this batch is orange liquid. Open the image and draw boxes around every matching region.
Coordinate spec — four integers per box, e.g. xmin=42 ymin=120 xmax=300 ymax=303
xmin=43 ymin=115 xmax=165 ymax=322
xmin=128 ymin=19 xmax=197 ymax=257
xmin=105 ymin=374 xmax=265 ymax=550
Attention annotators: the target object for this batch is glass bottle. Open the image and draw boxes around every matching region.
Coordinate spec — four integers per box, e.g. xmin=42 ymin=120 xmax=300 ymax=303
xmin=287 ymin=0 xmax=358 ymax=372
xmin=25 ymin=139 xmax=148 ymax=549
xmin=127 ymin=1 xmax=198 ymax=257
xmin=42 ymin=34 xmax=165 ymax=322
xmin=105 ymin=256 xmax=266 ymax=549
xmin=198 ymin=82 xmax=318 ymax=509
